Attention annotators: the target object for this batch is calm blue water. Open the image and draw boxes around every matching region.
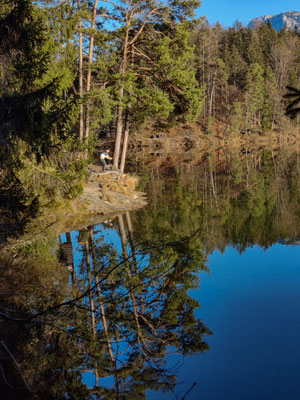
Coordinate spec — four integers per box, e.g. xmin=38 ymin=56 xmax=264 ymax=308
xmin=148 ymin=243 xmax=300 ymax=400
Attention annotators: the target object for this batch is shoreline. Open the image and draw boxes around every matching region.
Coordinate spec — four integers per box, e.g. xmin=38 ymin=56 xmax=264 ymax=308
xmin=3 ymin=167 xmax=147 ymax=247
xmin=132 ymin=123 xmax=300 ymax=153
xmin=3 ymin=129 xmax=300 ymax=246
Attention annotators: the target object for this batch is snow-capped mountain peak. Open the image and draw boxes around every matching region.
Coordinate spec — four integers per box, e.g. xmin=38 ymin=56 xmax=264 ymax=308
xmin=248 ymin=11 xmax=300 ymax=31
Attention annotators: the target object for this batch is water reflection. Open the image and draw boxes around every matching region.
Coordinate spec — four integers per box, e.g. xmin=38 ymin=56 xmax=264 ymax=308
xmin=1 ymin=148 xmax=300 ymax=399
xmin=131 ymin=148 xmax=300 ymax=253
xmin=0 ymin=213 xmax=210 ymax=399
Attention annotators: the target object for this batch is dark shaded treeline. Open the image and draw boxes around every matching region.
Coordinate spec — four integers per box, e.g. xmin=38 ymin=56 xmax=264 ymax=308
xmin=0 ymin=0 xmax=87 ymax=238
xmin=1 ymin=0 xmax=300 ymax=224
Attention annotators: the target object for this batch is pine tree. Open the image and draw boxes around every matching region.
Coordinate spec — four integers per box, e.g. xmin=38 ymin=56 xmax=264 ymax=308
xmin=92 ymin=0 xmax=204 ymax=171
xmin=0 ymin=0 xmax=83 ymax=215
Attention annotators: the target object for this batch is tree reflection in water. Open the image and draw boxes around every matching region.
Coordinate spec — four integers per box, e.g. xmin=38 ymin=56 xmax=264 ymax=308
xmin=3 ymin=148 xmax=298 ymax=398
xmin=0 ymin=212 xmax=210 ymax=399
xmin=131 ymin=149 xmax=300 ymax=253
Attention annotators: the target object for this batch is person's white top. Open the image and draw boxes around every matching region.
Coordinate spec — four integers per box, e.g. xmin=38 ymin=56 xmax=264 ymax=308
xmin=100 ymin=151 xmax=110 ymax=160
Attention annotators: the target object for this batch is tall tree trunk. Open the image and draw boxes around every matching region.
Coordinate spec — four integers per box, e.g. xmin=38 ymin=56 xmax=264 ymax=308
xmin=119 ymin=109 xmax=129 ymax=174
xmin=113 ymin=28 xmax=130 ymax=169
xmin=113 ymin=86 xmax=124 ymax=169
xmin=85 ymin=0 xmax=99 ymax=140
xmin=113 ymin=4 xmax=159 ymax=168
xmin=77 ymin=0 xmax=84 ymax=142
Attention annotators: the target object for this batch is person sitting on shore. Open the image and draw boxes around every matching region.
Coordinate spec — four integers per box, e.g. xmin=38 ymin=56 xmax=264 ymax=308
xmin=100 ymin=149 xmax=112 ymax=172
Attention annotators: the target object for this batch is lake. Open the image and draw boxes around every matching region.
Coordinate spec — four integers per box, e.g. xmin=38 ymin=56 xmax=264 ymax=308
xmin=1 ymin=147 xmax=300 ymax=399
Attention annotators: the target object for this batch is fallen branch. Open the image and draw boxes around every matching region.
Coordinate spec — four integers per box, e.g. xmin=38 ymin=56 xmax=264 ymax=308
xmin=1 ymin=341 xmax=32 ymax=393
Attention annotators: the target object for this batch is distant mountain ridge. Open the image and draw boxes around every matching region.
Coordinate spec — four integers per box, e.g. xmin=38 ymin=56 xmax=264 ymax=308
xmin=248 ymin=11 xmax=300 ymax=31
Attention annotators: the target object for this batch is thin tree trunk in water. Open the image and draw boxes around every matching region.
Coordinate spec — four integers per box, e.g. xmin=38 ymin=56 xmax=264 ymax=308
xmin=246 ymin=149 xmax=249 ymax=188
xmin=117 ymin=215 xmax=150 ymax=357
xmin=117 ymin=214 xmax=128 ymax=257
xmin=210 ymin=170 xmax=218 ymax=208
xmin=125 ymin=212 xmax=133 ymax=244
xmin=65 ymin=232 xmax=76 ymax=286
xmin=86 ymin=245 xmax=96 ymax=336
xmin=85 ymin=242 xmax=99 ymax=387
xmin=85 ymin=0 xmax=99 ymax=140
xmin=89 ymin=230 xmax=119 ymax=398
xmin=77 ymin=0 xmax=84 ymax=142
xmin=125 ymin=211 xmax=139 ymax=274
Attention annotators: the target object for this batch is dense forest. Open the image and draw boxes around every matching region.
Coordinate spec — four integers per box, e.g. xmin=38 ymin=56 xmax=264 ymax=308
xmin=1 ymin=0 xmax=300 ymax=219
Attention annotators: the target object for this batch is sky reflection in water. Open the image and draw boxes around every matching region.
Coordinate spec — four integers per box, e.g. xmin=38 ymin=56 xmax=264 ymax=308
xmin=77 ymin=217 xmax=300 ymax=399
xmin=148 ymin=243 xmax=300 ymax=400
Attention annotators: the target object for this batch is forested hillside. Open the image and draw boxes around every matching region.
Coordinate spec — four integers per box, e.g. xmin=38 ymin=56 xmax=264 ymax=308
xmin=1 ymin=0 xmax=300 ymax=221
xmin=194 ymin=20 xmax=300 ymax=133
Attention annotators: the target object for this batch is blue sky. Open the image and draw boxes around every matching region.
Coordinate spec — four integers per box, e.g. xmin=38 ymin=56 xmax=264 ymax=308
xmin=197 ymin=0 xmax=299 ymax=27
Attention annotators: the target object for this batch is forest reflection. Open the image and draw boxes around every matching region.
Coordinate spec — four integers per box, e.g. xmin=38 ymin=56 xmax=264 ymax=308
xmin=131 ymin=148 xmax=300 ymax=252
xmin=1 ymin=148 xmax=300 ymax=399
xmin=0 ymin=213 xmax=210 ymax=399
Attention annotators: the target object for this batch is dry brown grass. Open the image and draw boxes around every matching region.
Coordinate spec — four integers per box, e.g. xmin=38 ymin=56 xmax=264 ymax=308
xmin=119 ymin=174 xmax=139 ymax=190
xmin=96 ymin=172 xmax=139 ymax=195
